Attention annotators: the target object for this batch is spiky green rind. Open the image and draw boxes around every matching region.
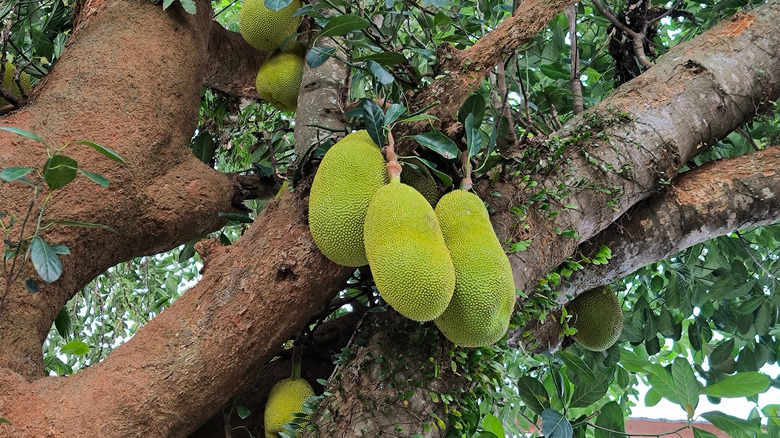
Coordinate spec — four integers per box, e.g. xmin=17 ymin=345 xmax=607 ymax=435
xmin=566 ymin=286 xmax=623 ymax=351
xmin=264 ymin=377 xmax=314 ymax=436
xmin=434 ymin=190 xmax=516 ymax=347
xmin=0 ymin=61 xmax=31 ymax=107
xmin=309 ymin=131 xmax=387 ymax=267
xmin=400 ymin=158 xmax=439 ymax=207
xmin=239 ymin=0 xmax=302 ymax=51
xmin=364 ymin=180 xmax=455 ymax=322
xmin=256 ymin=50 xmax=304 ymax=112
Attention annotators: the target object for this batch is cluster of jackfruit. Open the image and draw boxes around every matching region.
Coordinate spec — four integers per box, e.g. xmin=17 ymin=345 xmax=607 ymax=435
xmin=565 ymin=286 xmax=623 ymax=351
xmin=264 ymin=376 xmax=314 ymax=437
xmin=308 ymin=130 xmax=517 ymax=347
xmin=239 ymin=0 xmax=304 ymax=112
xmin=0 ymin=61 xmax=31 ymax=108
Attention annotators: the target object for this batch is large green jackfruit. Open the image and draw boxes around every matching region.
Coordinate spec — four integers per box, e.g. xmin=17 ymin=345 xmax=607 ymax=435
xmin=363 ymin=178 xmax=455 ymax=321
xmin=264 ymin=377 xmax=314 ymax=437
xmin=0 ymin=61 xmax=31 ymax=107
xmin=256 ymin=48 xmax=304 ymax=112
xmin=565 ymin=286 xmax=623 ymax=351
xmin=400 ymin=158 xmax=439 ymax=208
xmin=434 ymin=190 xmax=516 ymax=347
xmin=308 ymin=131 xmax=387 ymax=267
xmin=239 ymin=0 xmax=302 ymax=51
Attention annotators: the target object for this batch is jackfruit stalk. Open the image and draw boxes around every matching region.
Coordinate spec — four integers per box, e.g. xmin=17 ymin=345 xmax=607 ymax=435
xmin=434 ymin=190 xmax=516 ymax=347
xmin=565 ymin=285 xmax=623 ymax=351
xmin=363 ymin=163 xmax=455 ymax=321
xmin=309 ymin=130 xmax=387 ymax=267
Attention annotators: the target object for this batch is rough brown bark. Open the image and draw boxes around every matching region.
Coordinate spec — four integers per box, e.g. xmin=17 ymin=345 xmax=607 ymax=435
xmin=204 ymin=20 xmax=268 ymax=98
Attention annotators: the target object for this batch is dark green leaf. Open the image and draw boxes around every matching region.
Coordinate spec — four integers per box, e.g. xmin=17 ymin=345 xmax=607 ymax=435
xmin=218 ymin=212 xmax=254 ymax=224
xmin=265 ymin=0 xmax=293 ymax=11
xmin=0 ymin=417 xmax=10 ymax=424
xmin=754 ymin=302 xmax=772 ymax=335
xmin=701 ymin=411 xmax=760 ymax=438
xmin=539 ymin=63 xmax=571 ymax=81
xmin=541 ymin=409 xmax=573 ymax=438
xmin=306 ymin=46 xmax=336 ymax=68
xmin=363 ymin=100 xmax=386 ymax=147
xmin=356 ymin=51 xmax=407 ymax=67
xmin=191 ymin=132 xmax=216 ymax=164
xmin=25 ymin=278 xmax=39 ymax=292
xmin=366 ymin=59 xmax=394 ymax=85
xmin=457 ymin=94 xmax=485 ymax=127
xmin=0 ymin=167 xmax=33 ymax=182
xmin=60 ymin=340 xmax=89 ymax=356
xmin=594 ymin=401 xmax=624 ymax=438
xmin=691 ymin=427 xmax=719 ymax=438
xmin=569 ymin=373 xmax=610 ymax=408
xmin=236 ymin=402 xmax=251 ymax=419
xmin=558 ymin=350 xmax=597 ymax=383
xmin=50 ymin=220 xmax=116 ymax=233
xmin=384 ymin=103 xmax=406 ymax=126
xmin=709 ymin=338 xmax=734 ymax=366
xmin=0 ymin=126 xmax=47 ymax=145
xmin=464 ymin=113 xmax=482 ymax=158
xmin=78 ymin=169 xmax=108 ymax=188
xmin=319 ymin=14 xmax=371 ymax=37
xmin=410 ymin=131 xmax=458 ymax=160
xmin=42 ymin=154 xmax=78 ymax=190
xmin=67 ymin=141 xmax=126 ymax=164
xmin=701 ymin=372 xmax=770 ymax=398
xmin=54 ymin=306 xmax=71 ymax=339
xmin=30 ymin=236 xmax=63 ymax=283
xmin=516 ymin=376 xmax=549 ymax=415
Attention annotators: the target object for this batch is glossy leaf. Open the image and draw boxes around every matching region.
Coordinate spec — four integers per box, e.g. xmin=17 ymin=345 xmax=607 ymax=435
xmin=366 ymin=59 xmax=394 ymax=85
xmin=67 ymin=140 xmax=126 ymax=164
xmin=191 ymin=132 xmax=216 ymax=165
xmin=691 ymin=427 xmax=719 ymax=438
xmin=384 ymin=103 xmax=406 ymax=126
xmin=306 ymin=46 xmax=336 ymax=68
xmin=356 ymin=51 xmax=407 ymax=66
xmin=457 ymin=94 xmax=485 ymax=128
xmin=42 ymin=154 xmax=78 ymax=190
xmin=569 ymin=372 xmax=610 ymax=408
xmin=410 ymin=131 xmax=458 ymax=160
xmin=60 ymin=340 xmax=89 ymax=356
xmin=363 ymin=100 xmax=385 ymax=147
xmin=701 ymin=411 xmax=760 ymax=438
xmin=541 ymin=409 xmax=573 ymax=438
xmin=671 ymin=357 xmax=701 ymax=417
xmin=30 ymin=236 xmax=63 ymax=283
xmin=54 ymin=306 xmax=71 ymax=339
xmin=78 ymin=169 xmax=108 ymax=188
xmin=0 ymin=167 xmax=33 ymax=182
xmin=464 ymin=113 xmax=482 ymax=158
xmin=594 ymin=401 xmax=624 ymax=438
xmin=558 ymin=350 xmax=597 ymax=383
xmin=319 ymin=14 xmax=371 ymax=37
xmin=0 ymin=126 xmax=47 ymax=145
xmin=701 ymin=372 xmax=770 ymax=398
xmin=516 ymin=376 xmax=549 ymax=415
xmin=265 ymin=0 xmax=293 ymax=11
xmin=481 ymin=414 xmax=504 ymax=437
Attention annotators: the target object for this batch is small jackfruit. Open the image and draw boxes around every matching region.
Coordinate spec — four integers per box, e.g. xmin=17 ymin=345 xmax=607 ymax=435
xmin=434 ymin=190 xmax=516 ymax=347
xmin=309 ymin=131 xmax=387 ymax=267
xmin=400 ymin=158 xmax=439 ymax=208
xmin=239 ymin=0 xmax=303 ymax=52
xmin=566 ymin=286 xmax=623 ymax=351
xmin=264 ymin=377 xmax=314 ymax=437
xmin=0 ymin=61 xmax=31 ymax=107
xmin=256 ymin=47 xmax=304 ymax=112
xmin=363 ymin=177 xmax=455 ymax=321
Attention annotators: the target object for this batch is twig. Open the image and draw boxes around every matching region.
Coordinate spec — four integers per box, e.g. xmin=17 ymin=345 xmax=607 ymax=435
xmin=566 ymin=5 xmax=584 ymax=115
xmin=591 ymin=0 xmax=653 ymax=68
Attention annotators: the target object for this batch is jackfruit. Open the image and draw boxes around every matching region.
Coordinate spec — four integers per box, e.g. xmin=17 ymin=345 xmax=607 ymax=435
xmin=264 ymin=377 xmax=314 ymax=437
xmin=433 ymin=190 xmax=516 ymax=347
xmin=239 ymin=0 xmax=303 ymax=52
xmin=565 ymin=286 xmax=623 ymax=351
xmin=256 ymin=47 xmax=304 ymax=112
xmin=400 ymin=158 xmax=439 ymax=207
xmin=0 ymin=61 xmax=31 ymax=107
xmin=309 ymin=131 xmax=387 ymax=267
xmin=363 ymin=177 xmax=455 ymax=321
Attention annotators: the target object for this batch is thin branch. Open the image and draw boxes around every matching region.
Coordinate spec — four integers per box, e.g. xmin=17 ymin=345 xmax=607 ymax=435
xmin=566 ymin=5 xmax=584 ymax=115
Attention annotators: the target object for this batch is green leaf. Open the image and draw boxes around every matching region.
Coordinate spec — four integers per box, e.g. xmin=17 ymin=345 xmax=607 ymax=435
xmin=54 ymin=306 xmax=71 ymax=339
xmin=569 ymin=371 xmax=610 ymax=408
xmin=384 ymin=103 xmax=406 ymax=126
xmin=398 ymin=114 xmax=438 ymax=123
xmin=42 ymin=154 xmax=78 ymax=190
xmin=457 ymin=94 xmax=485 ymax=128
xmin=0 ymin=167 xmax=33 ymax=182
xmin=671 ymin=357 xmax=701 ymax=417
xmin=265 ymin=0 xmax=293 ymax=11
xmin=305 ymin=46 xmax=336 ymax=68
xmin=541 ymin=409 xmax=572 ymax=438
xmin=362 ymin=100 xmax=386 ymax=147
xmin=709 ymin=338 xmax=734 ymax=366
xmin=516 ymin=376 xmax=549 ymax=415
xmin=218 ymin=212 xmax=254 ymax=224
xmin=50 ymin=220 xmax=117 ymax=233
xmin=481 ymin=414 xmax=504 ymax=437
xmin=67 ymin=141 xmax=126 ymax=164
xmin=0 ymin=417 xmax=10 ymax=424
xmin=60 ymin=340 xmax=89 ymax=356
xmin=356 ymin=51 xmax=407 ymax=67
xmin=319 ymin=14 xmax=371 ymax=37
xmin=78 ymin=169 xmax=108 ymax=188
xmin=691 ymin=427 xmax=719 ymax=438
xmin=594 ymin=401 xmax=625 ymax=438
xmin=410 ymin=131 xmax=458 ymax=160
xmin=162 ymin=0 xmax=174 ymax=9
xmin=0 ymin=126 xmax=47 ymax=145
xmin=700 ymin=411 xmax=760 ymax=438
xmin=25 ymin=278 xmax=39 ymax=292
xmin=464 ymin=113 xmax=482 ymax=158
xmin=701 ymin=372 xmax=770 ymax=398
xmin=177 ymin=0 xmax=196 ymax=13
xmin=236 ymin=402 xmax=251 ymax=419
xmin=558 ymin=350 xmax=597 ymax=383
xmin=365 ymin=59 xmax=394 ymax=85
xmin=191 ymin=132 xmax=216 ymax=164
xmin=30 ymin=236 xmax=63 ymax=283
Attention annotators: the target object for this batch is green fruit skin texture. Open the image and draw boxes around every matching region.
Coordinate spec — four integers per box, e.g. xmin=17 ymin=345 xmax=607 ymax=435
xmin=239 ymin=0 xmax=303 ymax=51
xmin=566 ymin=285 xmax=623 ymax=351
xmin=364 ymin=179 xmax=455 ymax=322
xmin=400 ymin=158 xmax=439 ymax=208
xmin=433 ymin=190 xmax=517 ymax=347
xmin=309 ymin=131 xmax=387 ymax=267
xmin=0 ymin=61 xmax=31 ymax=107
xmin=255 ymin=50 xmax=304 ymax=112
xmin=264 ymin=377 xmax=314 ymax=436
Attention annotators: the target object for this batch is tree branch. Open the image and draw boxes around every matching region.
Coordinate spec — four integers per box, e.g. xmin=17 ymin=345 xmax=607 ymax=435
xmin=204 ymin=19 xmax=268 ymax=98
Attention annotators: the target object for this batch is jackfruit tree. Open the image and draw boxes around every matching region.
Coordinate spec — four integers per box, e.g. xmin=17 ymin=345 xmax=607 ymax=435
xmin=0 ymin=1 xmax=779 ymax=437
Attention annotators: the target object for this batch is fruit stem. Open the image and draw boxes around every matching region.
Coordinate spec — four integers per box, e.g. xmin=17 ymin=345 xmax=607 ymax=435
xmin=385 ymin=130 xmax=402 ymax=182
xmin=384 ymin=129 xmax=398 ymax=163
xmin=459 ymin=149 xmax=473 ymax=191
xmin=292 ymin=353 xmax=302 ymax=379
